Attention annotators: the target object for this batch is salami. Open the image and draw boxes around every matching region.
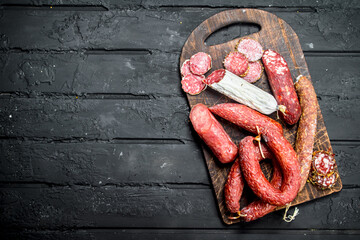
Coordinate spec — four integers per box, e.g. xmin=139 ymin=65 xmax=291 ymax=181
xmin=180 ymin=59 xmax=192 ymax=77
xmin=239 ymin=134 xmax=300 ymax=206
xmin=309 ymin=171 xmax=337 ymax=189
xmin=243 ymin=60 xmax=263 ymax=83
xmin=236 ymin=38 xmax=264 ymax=62
xmin=312 ymin=150 xmax=336 ymax=176
xmin=204 ymin=70 xmax=283 ymax=115
xmin=189 ymin=103 xmax=238 ymax=164
xmin=262 ymin=49 xmax=301 ymax=125
xmin=225 ymin=142 xmax=273 ymax=215
xmin=294 ymin=75 xmax=318 ymax=191
xmin=189 ymin=52 xmax=212 ymax=75
xmin=241 ymin=157 xmax=282 ymax=222
xmin=181 ymin=74 xmax=206 ymax=95
xmin=223 ymin=52 xmax=249 ymax=77
xmin=210 ymin=103 xmax=300 ymax=206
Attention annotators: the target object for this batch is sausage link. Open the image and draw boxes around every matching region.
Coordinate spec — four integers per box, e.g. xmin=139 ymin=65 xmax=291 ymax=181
xmin=225 ymin=143 xmax=272 ymax=214
xmin=294 ymin=75 xmax=318 ymax=192
xmin=240 ymin=134 xmax=300 ymax=206
xmin=262 ymin=49 xmax=301 ymax=125
xmin=189 ymin=103 xmax=238 ymax=164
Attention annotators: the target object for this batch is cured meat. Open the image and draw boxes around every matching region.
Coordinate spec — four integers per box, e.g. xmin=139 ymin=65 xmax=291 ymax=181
xmin=262 ymin=49 xmax=301 ymax=125
xmin=180 ymin=59 xmax=192 ymax=77
xmin=312 ymin=150 xmax=336 ymax=176
xmin=189 ymin=103 xmax=238 ymax=164
xmin=241 ymin=158 xmax=283 ymax=222
xmin=189 ymin=52 xmax=212 ymax=75
xmin=309 ymin=171 xmax=337 ymax=189
xmin=223 ymin=52 xmax=249 ymax=77
xmin=210 ymin=103 xmax=300 ymax=206
xmin=225 ymin=142 xmax=273 ymax=215
xmin=209 ymin=103 xmax=283 ymax=135
xmin=236 ymin=38 xmax=264 ymax=62
xmin=294 ymin=75 xmax=318 ymax=191
xmin=243 ymin=60 xmax=263 ymax=83
xmin=225 ymin=159 xmax=244 ymax=214
xmin=204 ymin=70 xmax=283 ymax=115
xmin=181 ymin=74 xmax=206 ymax=95
xmin=239 ymin=134 xmax=300 ymax=206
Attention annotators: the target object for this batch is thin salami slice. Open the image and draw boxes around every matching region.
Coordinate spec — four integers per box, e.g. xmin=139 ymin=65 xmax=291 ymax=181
xmin=223 ymin=52 xmax=249 ymax=77
xmin=236 ymin=38 xmax=264 ymax=62
xmin=189 ymin=52 xmax=212 ymax=75
xmin=312 ymin=150 xmax=336 ymax=176
xmin=242 ymin=60 xmax=263 ymax=83
xmin=180 ymin=59 xmax=192 ymax=77
xmin=181 ymin=74 xmax=206 ymax=95
xmin=203 ymin=69 xmax=226 ymax=85
xmin=309 ymin=172 xmax=337 ymax=189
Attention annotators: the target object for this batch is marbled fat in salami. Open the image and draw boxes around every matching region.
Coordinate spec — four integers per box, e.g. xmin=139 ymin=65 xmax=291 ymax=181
xmin=223 ymin=52 xmax=249 ymax=77
xmin=189 ymin=52 xmax=212 ymax=75
xmin=243 ymin=60 xmax=263 ymax=83
xmin=181 ymin=74 xmax=206 ymax=95
xmin=236 ymin=38 xmax=264 ymax=62
xmin=180 ymin=59 xmax=192 ymax=77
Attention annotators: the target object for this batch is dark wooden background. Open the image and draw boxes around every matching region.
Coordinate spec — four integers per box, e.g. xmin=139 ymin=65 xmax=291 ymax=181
xmin=0 ymin=0 xmax=359 ymax=239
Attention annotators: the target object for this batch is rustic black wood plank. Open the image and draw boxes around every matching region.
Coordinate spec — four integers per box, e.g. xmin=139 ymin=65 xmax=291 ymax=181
xmin=0 ymin=8 xmax=358 ymax=52
xmin=0 ymin=140 xmax=358 ymax=187
xmin=0 ymin=140 xmax=209 ymax=185
xmin=0 ymin=51 xmax=181 ymax=96
xmin=2 ymin=229 xmax=360 ymax=240
xmin=0 ymin=186 xmax=359 ymax=229
xmin=0 ymin=97 xmax=193 ymax=140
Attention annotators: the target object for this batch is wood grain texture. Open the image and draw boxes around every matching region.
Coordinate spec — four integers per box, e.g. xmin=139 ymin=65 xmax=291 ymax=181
xmin=179 ymin=9 xmax=342 ymax=225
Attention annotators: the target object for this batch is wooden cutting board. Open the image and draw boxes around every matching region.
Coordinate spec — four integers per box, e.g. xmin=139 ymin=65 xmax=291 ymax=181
xmin=179 ymin=9 xmax=342 ymax=225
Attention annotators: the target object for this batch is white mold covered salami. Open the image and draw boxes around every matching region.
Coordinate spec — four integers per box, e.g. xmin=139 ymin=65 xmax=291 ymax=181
xmin=204 ymin=69 xmax=283 ymax=115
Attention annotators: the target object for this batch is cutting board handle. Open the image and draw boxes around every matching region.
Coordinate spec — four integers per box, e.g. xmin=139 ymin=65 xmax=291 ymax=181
xmin=187 ymin=9 xmax=269 ymax=52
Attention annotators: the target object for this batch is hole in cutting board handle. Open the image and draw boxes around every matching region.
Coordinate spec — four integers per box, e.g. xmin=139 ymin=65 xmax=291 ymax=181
xmin=204 ymin=22 xmax=261 ymax=46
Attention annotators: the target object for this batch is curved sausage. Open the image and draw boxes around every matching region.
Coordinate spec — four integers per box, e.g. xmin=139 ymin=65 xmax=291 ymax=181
xmin=294 ymin=75 xmax=318 ymax=192
xmin=225 ymin=143 xmax=273 ymax=214
xmin=189 ymin=103 xmax=238 ymax=164
xmin=262 ymin=49 xmax=301 ymax=125
xmin=210 ymin=103 xmax=300 ymax=206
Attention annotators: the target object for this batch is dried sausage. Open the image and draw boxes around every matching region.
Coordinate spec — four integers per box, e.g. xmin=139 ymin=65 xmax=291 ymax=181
xmin=236 ymin=38 xmax=264 ymax=62
xmin=223 ymin=52 xmax=249 ymax=77
xmin=294 ymin=75 xmax=318 ymax=191
xmin=189 ymin=103 xmax=238 ymax=164
xmin=243 ymin=60 xmax=263 ymax=83
xmin=189 ymin=52 xmax=212 ymax=75
xmin=181 ymin=74 xmax=206 ymax=95
xmin=210 ymin=103 xmax=300 ymax=206
xmin=262 ymin=49 xmax=301 ymax=125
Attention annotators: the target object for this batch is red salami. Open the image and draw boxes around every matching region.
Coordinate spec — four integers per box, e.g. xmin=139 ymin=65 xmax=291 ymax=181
xmin=180 ymin=59 xmax=192 ymax=77
xmin=309 ymin=171 xmax=337 ymax=189
xmin=189 ymin=52 xmax=212 ymax=75
xmin=181 ymin=74 xmax=206 ymax=95
xmin=242 ymin=60 xmax=263 ymax=83
xmin=189 ymin=104 xmax=238 ymax=164
xmin=312 ymin=151 xmax=336 ymax=176
xmin=239 ymin=134 xmax=300 ymax=206
xmin=236 ymin=38 xmax=264 ymax=62
xmin=241 ymin=157 xmax=282 ymax=222
xmin=262 ymin=49 xmax=301 ymax=125
xmin=210 ymin=103 xmax=300 ymax=206
xmin=209 ymin=103 xmax=283 ymax=135
xmin=225 ymin=142 xmax=273 ymax=215
xmin=223 ymin=52 xmax=249 ymax=77
xmin=203 ymin=69 xmax=225 ymax=85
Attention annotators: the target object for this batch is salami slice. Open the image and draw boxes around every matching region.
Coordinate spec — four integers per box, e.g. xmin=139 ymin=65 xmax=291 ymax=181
xmin=236 ymin=38 xmax=264 ymax=62
xmin=223 ymin=52 xmax=249 ymax=77
xmin=189 ymin=52 xmax=212 ymax=75
xmin=180 ymin=59 xmax=192 ymax=77
xmin=181 ymin=74 xmax=206 ymax=95
xmin=312 ymin=150 xmax=336 ymax=176
xmin=309 ymin=172 xmax=337 ymax=189
xmin=203 ymin=69 xmax=225 ymax=85
xmin=242 ymin=60 xmax=263 ymax=83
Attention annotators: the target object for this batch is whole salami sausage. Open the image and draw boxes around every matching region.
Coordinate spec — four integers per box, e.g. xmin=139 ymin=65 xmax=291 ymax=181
xmin=225 ymin=142 xmax=273 ymax=215
xmin=262 ymin=49 xmax=301 ymax=125
xmin=189 ymin=103 xmax=238 ymax=164
xmin=210 ymin=103 xmax=300 ymax=206
xmin=294 ymin=75 xmax=318 ymax=192
xmin=241 ymin=156 xmax=282 ymax=222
